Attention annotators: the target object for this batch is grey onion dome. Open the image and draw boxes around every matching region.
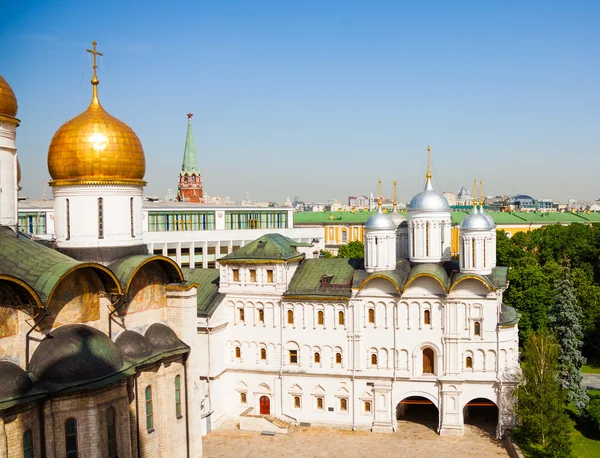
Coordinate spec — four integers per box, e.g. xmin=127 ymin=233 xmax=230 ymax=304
xmin=0 ymin=361 xmax=32 ymax=400
xmin=409 ymin=181 xmax=450 ymax=212
xmin=29 ymin=324 xmax=124 ymax=384
xmin=479 ymin=210 xmax=496 ymax=228
xmin=365 ymin=208 xmax=396 ymax=230
xmin=460 ymin=211 xmax=493 ymax=231
xmin=145 ymin=323 xmax=185 ymax=351
xmin=115 ymin=330 xmax=153 ymax=360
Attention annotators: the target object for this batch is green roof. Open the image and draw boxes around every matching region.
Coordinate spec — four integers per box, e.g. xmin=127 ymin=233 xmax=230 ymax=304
xmin=182 ymin=268 xmax=221 ymax=316
xmin=220 ymin=233 xmax=306 ymax=263
xmin=500 ymin=303 xmax=520 ymax=326
xmin=180 ymin=118 xmax=199 ymax=175
xmin=405 ymin=263 xmax=451 ymax=292
xmin=285 ymin=258 xmax=359 ymax=299
xmin=109 ymin=255 xmax=184 ymax=292
xmin=353 ymin=260 xmax=411 ymax=293
xmin=294 ymin=210 xmax=600 ymax=226
xmin=0 ymin=227 xmax=120 ymax=305
xmin=449 ymin=271 xmax=495 ymax=291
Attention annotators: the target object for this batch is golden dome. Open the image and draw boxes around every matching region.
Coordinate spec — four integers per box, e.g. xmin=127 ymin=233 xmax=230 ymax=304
xmin=0 ymin=75 xmax=18 ymax=119
xmin=48 ymin=80 xmax=146 ymax=186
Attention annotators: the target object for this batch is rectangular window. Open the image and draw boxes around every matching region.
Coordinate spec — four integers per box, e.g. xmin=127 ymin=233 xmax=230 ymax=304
xmin=130 ymin=197 xmax=135 ymax=237
xmin=258 ymin=309 xmax=264 ymax=322
xmin=224 ymin=211 xmax=289 ymax=230
xmin=287 ymin=310 xmax=294 ymax=325
xmin=23 ymin=430 xmax=33 ymax=458
xmin=294 ymin=396 xmax=301 ymax=409
xmin=145 ymin=386 xmax=154 ymax=431
xmin=232 ymin=269 xmax=239 ymax=282
xmin=98 ymin=197 xmax=104 ymax=239
xmin=240 ymin=392 xmax=247 ymax=404
xmin=147 ymin=211 xmax=215 ymax=231
xmin=340 ymin=398 xmax=348 ymax=412
xmin=17 ymin=212 xmax=47 ymax=235
xmin=65 ymin=418 xmax=78 ymax=458
xmin=338 ymin=310 xmax=345 ymax=326
xmin=316 ymin=397 xmax=324 ymax=410
xmin=266 ymin=269 xmax=274 ymax=283
xmin=239 ymin=308 xmax=245 ymax=322
xmin=249 ymin=270 xmax=257 ymax=282
xmin=317 ymin=310 xmax=324 ymax=325
xmin=364 ymin=401 xmax=371 ymax=413
xmin=368 ymin=308 xmax=375 ymax=324
xmin=289 ymin=350 xmax=298 ymax=364
xmin=341 ymin=230 xmax=347 ymax=243
xmin=335 ymin=352 xmax=342 ymax=364
xmin=175 ymin=375 xmax=182 ymax=419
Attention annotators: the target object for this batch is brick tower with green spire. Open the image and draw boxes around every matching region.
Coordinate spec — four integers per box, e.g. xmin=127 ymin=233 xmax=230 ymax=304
xmin=177 ymin=113 xmax=203 ymax=202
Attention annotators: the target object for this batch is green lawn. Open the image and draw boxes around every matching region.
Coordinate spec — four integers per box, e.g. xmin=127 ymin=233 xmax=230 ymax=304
xmin=582 ymin=359 xmax=600 ymax=374
xmin=568 ymin=391 xmax=600 ymax=458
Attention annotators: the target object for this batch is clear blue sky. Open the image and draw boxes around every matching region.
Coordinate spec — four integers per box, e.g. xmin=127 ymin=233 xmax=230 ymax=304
xmin=2 ymin=0 xmax=599 ymax=203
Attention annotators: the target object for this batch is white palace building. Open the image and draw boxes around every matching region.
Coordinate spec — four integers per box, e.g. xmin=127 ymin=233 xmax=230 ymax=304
xmin=195 ymin=152 xmax=520 ymax=437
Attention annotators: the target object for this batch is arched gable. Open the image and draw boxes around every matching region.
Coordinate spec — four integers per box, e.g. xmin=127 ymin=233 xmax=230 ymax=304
xmin=449 ymin=275 xmax=493 ymax=294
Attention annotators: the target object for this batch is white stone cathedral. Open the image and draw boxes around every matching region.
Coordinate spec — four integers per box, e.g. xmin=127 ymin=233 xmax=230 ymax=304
xmin=197 ymin=149 xmax=520 ymax=437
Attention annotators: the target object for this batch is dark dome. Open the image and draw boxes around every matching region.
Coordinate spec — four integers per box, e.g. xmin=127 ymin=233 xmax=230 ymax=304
xmin=0 ymin=361 xmax=32 ymax=400
xmin=115 ymin=330 xmax=153 ymax=360
xmin=145 ymin=323 xmax=184 ymax=351
xmin=30 ymin=325 xmax=124 ymax=384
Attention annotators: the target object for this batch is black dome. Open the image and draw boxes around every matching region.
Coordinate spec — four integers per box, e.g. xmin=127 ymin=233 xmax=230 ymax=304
xmin=0 ymin=361 xmax=32 ymax=400
xmin=30 ymin=325 xmax=124 ymax=384
xmin=115 ymin=330 xmax=153 ymax=360
xmin=145 ymin=323 xmax=184 ymax=351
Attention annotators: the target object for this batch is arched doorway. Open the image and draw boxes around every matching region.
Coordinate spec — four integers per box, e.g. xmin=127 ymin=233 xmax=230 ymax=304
xmin=396 ymin=396 xmax=439 ymax=431
xmin=259 ymin=396 xmax=271 ymax=415
xmin=463 ymin=398 xmax=498 ymax=435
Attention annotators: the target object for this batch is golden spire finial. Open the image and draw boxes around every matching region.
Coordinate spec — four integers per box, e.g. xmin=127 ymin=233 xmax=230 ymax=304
xmin=393 ymin=180 xmax=398 ymax=209
xmin=377 ymin=178 xmax=382 ymax=208
xmin=86 ymin=40 xmax=103 ymax=103
xmin=479 ymin=179 xmax=484 ymax=209
xmin=472 ymin=178 xmax=478 ymax=210
xmin=426 ymin=145 xmax=432 ymax=180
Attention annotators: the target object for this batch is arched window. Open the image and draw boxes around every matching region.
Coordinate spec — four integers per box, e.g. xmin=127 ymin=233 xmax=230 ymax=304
xmin=368 ymin=308 xmax=375 ymax=324
xmin=466 ymin=356 xmax=473 ymax=369
xmin=23 ymin=430 xmax=33 ymax=458
xmin=316 ymin=397 xmax=324 ymax=410
xmin=175 ymin=375 xmax=182 ymax=419
xmin=338 ymin=310 xmax=345 ymax=326
xmin=335 ymin=352 xmax=342 ymax=364
xmin=294 ymin=396 xmax=301 ymax=408
xmin=472 ymin=239 xmax=476 ymax=266
xmin=65 ymin=418 xmax=78 ymax=458
xmin=130 ymin=197 xmax=135 ymax=237
xmin=258 ymin=308 xmax=264 ymax=323
xmin=98 ymin=197 xmax=104 ymax=239
xmin=66 ymin=199 xmax=71 ymax=240
xmin=145 ymin=386 xmax=154 ymax=431
xmin=260 ymin=348 xmax=267 ymax=360
xmin=314 ymin=352 xmax=321 ymax=364
xmin=364 ymin=401 xmax=372 ymax=413
xmin=424 ymin=310 xmax=431 ymax=325
xmin=238 ymin=308 xmax=245 ymax=322
xmin=287 ymin=309 xmax=294 ymax=325
xmin=474 ymin=322 xmax=481 ymax=336
xmin=423 ymin=348 xmax=435 ymax=374
xmin=425 ymin=222 xmax=430 ymax=256
xmin=317 ymin=310 xmax=324 ymax=325
xmin=107 ymin=407 xmax=118 ymax=458
xmin=240 ymin=392 xmax=247 ymax=404
xmin=370 ymin=353 xmax=378 ymax=366
xmin=235 ymin=346 xmax=241 ymax=359
xmin=340 ymin=398 xmax=348 ymax=411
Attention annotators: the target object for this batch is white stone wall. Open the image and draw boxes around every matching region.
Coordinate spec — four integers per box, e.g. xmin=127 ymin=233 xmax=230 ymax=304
xmin=459 ymin=229 xmax=497 ymax=274
xmin=0 ymin=118 xmax=18 ymax=230
xmin=407 ymin=211 xmax=452 ymax=263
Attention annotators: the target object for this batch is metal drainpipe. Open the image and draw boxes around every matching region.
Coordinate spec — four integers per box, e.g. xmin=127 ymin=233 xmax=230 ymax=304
xmin=135 ymin=376 xmax=141 ymax=458
xmin=279 ymin=293 xmax=284 ymax=419
xmin=207 ymin=316 xmax=212 ymax=414
xmin=495 ymin=286 xmax=506 ymax=439
xmin=391 ymin=299 xmax=397 ymax=431
xmin=351 ymin=300 xmax=356 ymax=431
xmin=25 ymin=310 xmax=50 ymax=371
xmin=184 ymin=355 xmax=190 ymax=458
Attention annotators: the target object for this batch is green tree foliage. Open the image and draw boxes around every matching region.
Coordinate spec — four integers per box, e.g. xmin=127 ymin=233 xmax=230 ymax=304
xmin=549 ymin=273 xmax=589 ymax=412
xmin=337 ymin=241 xmax=364 ymax=259
xmin=515 ymin=331 xmax=572 ymax=457
xmin=319 ymin=249 xmax=333 ymax=259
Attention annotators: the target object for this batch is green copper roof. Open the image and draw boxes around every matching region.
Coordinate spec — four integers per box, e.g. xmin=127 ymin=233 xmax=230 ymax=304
xmin=285 ymin=258 xmax=359 ymax=299
xmin=353 ymin=263 xmax=410 ymax=293
xmin=449 ymin=271 xmax=495 ymax=292
xmin=181 ymin=268 xmax=221 ymax=316
xmin=404 ymin=263 xmax=451 ymax=292
xmin=180 ymin=118 xmax=199 ymax=175
xmin=0 ymin=227 xmax=120 ymax=305
xmin=500 ymin=303 xmax=520 ymax=326
xmin=109 ymin=255 xmax=184 ymax=292
xmin=220 ymin=233 xmax=306 ymax=263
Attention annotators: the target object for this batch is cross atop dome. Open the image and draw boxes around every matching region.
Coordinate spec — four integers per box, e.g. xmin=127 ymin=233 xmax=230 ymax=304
xmin=86 ymin=40 xmax=103 ymax=85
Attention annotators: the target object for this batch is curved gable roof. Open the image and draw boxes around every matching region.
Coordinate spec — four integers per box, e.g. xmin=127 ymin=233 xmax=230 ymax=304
xmin=109 ymin=255 xmax=184 ymax=293
xmin=449 ymin=272 xmax=494 ymax=293
xmin=403 ymin=263 xmax=450 ymax=294
xmin=220 ymin=233 xmax=307 ymax=264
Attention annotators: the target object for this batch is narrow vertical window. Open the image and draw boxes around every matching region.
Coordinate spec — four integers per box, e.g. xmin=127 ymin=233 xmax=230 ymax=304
xmin=249 ymin=269 xmax=257 ymax=282
xmin=65 ymin=418 xmax=78 ymax=458
xmin=266 ymin=269 xmax=274 ymax=283
xmin=232 ymin=269 xmax=240 ymax=282
xmin=130 ymin=197 xmax=135 ymax=237
xmin=424 ymin=310 xmax=431 ymax=325
xmin=240 ymin=392 xmax=247 ymax=404
xmin=98 ymin=197 xmax=104 ymax=239
xmin=335 ymin=352 xmax=342 ymax=364
xmin=340 ymin=398 xmax=348 ymax=412
xmin=423 ymin=348 xmax=435 ymax=374
xmin=484 ymin=239 xmax=487 ymax=267
xmin=368 ymin=308 xmax=375 ymax=324
xmin=474 ymin=321 xmax=481 ymax=336
xmin=317 ymin=310 xmax=324 ymax=325
xmin=472 ymin=239 xmax=476 ymax=266
xmin=370 ymin=353 xmax=378 ymax=366
xmin=425 ymin=222 xmax=430 ymax=256
xmin=364 ymin=401 xmax=372 ymax=413
xmin=66 ymin=199 xmax=71 ymax=240
xmin=260 ymin=348 xmax=267 ymax=360
xmin=235 ymin=346 xmax=241 ymax=359
xmin=287 ymin=309 xmax=294 ymax=325
xmin=23 ymin=430 xmax=33 ymax=458
xmin=294 ymin=396 xmax=301 ymax=408
xmin=107 ymin=407 xmax=118 ymax=458
xmin=175 ymin=375 xmax=182 ymax=419
xmin=338 ymin=310 xmax=345 ymax=326
xmin=411 ymin=225 xmax=415 ymax=255
xmin=466 ymin=357 xmax=473 ymax=369
xmin=317 ymin=397 xmax=324 ymax=410
xmin=258 ymin=309 xmax=264 ymax=323
xmin=314 ymin=352 xmax=321 ymax=364
xmin=239 ymin=308 xmax=245 ymax=322
xmin=145 ymin=386 xmax=154 ymax=431
xmin=289 ymin=349 xmax=298 ymax=364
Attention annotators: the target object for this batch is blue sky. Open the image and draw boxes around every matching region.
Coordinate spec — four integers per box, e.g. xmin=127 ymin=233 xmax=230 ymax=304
xmin=2 ymin=0 xmax=599 ymax=203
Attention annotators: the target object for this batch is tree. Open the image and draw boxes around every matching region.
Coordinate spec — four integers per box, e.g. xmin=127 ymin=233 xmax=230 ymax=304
xmin=515 ymin=331 xmax=572 ymax=457
xmin=548 ymin=273 xmax=589 ymax=413
xmin=337 ymin=241 xmax=364 ymax=259
xmin=319 ymin=249 xmax=333 ymax=259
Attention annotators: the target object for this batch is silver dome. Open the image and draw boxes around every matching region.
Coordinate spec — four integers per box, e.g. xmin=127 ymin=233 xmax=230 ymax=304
xmin=479 ymin=210 xmax=496 ymax=229
xmin=460 ymin=211 xmax=494 ymax=231
xmin=365 ymin=208 xmax=396 ymax=230
xmin=409 ymin=181 xmax=450 ymax=212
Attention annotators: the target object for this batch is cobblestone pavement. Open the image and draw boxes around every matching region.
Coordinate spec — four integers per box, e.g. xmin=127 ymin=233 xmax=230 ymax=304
xmin=203 ymin=421 xmax=508 ymax=458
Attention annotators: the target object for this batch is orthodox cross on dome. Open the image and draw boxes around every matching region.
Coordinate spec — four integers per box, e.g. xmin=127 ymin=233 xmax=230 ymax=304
xmin=377 ymin=178 xmax=382 ymax=208
xmin=393 ymin=180 xmax=398 ymax=209
xmin=472 ymin=178 xmax=478 ymax=211
xmin=426 ymin=145 xmax=432 ymax=180
xmin=86 ymin=40 xmax=103 ymax=85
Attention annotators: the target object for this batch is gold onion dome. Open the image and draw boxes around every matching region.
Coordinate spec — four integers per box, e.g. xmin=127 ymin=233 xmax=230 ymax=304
xmin=0 ymin=75 xmax=18 ymax=119
xmin=48 ymin=42 xmax=146 ymax=186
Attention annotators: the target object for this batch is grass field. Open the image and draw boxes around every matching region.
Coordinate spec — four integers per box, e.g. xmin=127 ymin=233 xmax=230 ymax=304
xmin=568 ymin=390 xmax=600 ymax=458
xmin=581 ymin=359 xmax=600 ymax=374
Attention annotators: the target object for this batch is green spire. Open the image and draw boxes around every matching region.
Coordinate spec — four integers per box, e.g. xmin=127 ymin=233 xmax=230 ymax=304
xmin=181 ymin=114 xmax=199 ymax=175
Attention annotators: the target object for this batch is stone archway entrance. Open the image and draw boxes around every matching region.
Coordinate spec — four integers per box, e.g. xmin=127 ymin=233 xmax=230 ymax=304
xmin=463 ymin=398 xmax=498 ymax=436
xmin=396 ymin=396 xmax=439 ymax=431
xmin=259 ymin=396 xmax=271 ymax=415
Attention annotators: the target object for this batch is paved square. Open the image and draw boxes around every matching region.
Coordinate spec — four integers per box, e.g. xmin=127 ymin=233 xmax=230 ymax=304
xmin=203 ymin=421 xmax=509 ymax=458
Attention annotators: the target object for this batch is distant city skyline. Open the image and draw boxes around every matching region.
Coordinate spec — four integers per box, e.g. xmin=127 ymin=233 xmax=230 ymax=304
xmin=2 ymin=0 xmax=599 ymax=203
